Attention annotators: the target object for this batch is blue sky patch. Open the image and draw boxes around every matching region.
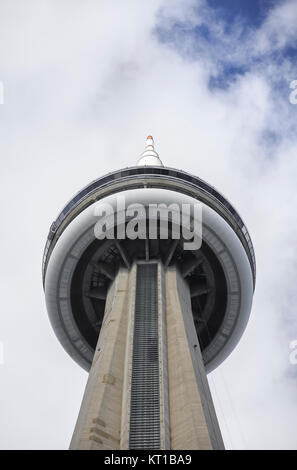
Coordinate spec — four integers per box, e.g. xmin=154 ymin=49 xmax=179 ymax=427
xmin=209 ymin=64 xmax=249 ymax=90
xmin=207 ymin=0 xmax=280 ymax=28
xmin=155 ymin=0 xmax=296 ymax=92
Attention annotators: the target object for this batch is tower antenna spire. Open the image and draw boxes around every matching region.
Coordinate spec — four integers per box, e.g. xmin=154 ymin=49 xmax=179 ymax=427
xmin=136 ymin=135 xmax=163 ymax=166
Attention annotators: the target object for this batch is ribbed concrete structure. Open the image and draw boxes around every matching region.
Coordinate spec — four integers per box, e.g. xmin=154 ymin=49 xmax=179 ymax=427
xmin=43 ymin=136 xmax=255 ymax=450
xmin=70 ymin=262 xmax=223 ymax=450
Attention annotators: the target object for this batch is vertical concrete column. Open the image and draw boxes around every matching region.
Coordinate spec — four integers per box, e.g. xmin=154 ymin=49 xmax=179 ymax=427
xmin=166 ymin=266 xmax=224 ymax=450
xmin=158 ymin=262 xmax=170 ymax=450
xmin=70 ymin=268 xmax=130 ymax=450
xmin=120 ymin=264 xmax=137 ymax=449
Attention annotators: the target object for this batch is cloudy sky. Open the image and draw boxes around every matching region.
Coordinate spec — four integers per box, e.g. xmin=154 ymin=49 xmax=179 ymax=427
xmin=0 ymin=0 xmax=297 ymax=449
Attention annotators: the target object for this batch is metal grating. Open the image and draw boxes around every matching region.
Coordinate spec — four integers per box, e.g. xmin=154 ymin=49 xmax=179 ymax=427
xmin=129 ymin=263 xmax=160 ymax=449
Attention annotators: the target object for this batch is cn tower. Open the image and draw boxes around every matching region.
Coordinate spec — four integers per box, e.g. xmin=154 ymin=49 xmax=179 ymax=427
xmin=43 ymin=137 xmax=255 ymax=450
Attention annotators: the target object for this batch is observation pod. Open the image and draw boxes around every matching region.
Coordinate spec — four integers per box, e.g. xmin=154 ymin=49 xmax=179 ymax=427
xmin=43 ymin=136 xmax=255 ymax=450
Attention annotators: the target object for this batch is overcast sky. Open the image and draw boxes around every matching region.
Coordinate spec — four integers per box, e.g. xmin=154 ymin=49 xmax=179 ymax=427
xmin=0 ymin=0 xmax=297 ymax=449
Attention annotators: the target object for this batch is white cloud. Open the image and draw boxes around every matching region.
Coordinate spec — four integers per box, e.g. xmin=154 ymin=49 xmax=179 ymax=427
xmin=255 ymin=0 xmax=297 ymax=54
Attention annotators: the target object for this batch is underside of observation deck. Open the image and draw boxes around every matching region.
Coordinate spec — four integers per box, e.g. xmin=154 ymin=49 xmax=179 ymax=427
xmin=70 ymin=233 xmax=227 ymax=364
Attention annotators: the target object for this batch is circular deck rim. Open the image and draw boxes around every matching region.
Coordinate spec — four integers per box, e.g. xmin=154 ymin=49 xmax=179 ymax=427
xmin=42 ymin=166 xmax=256 ymax=289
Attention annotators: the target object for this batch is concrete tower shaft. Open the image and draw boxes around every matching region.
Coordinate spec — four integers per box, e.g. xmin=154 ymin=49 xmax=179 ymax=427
xmin=70 ymin=262 xmax=224 ymax=450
